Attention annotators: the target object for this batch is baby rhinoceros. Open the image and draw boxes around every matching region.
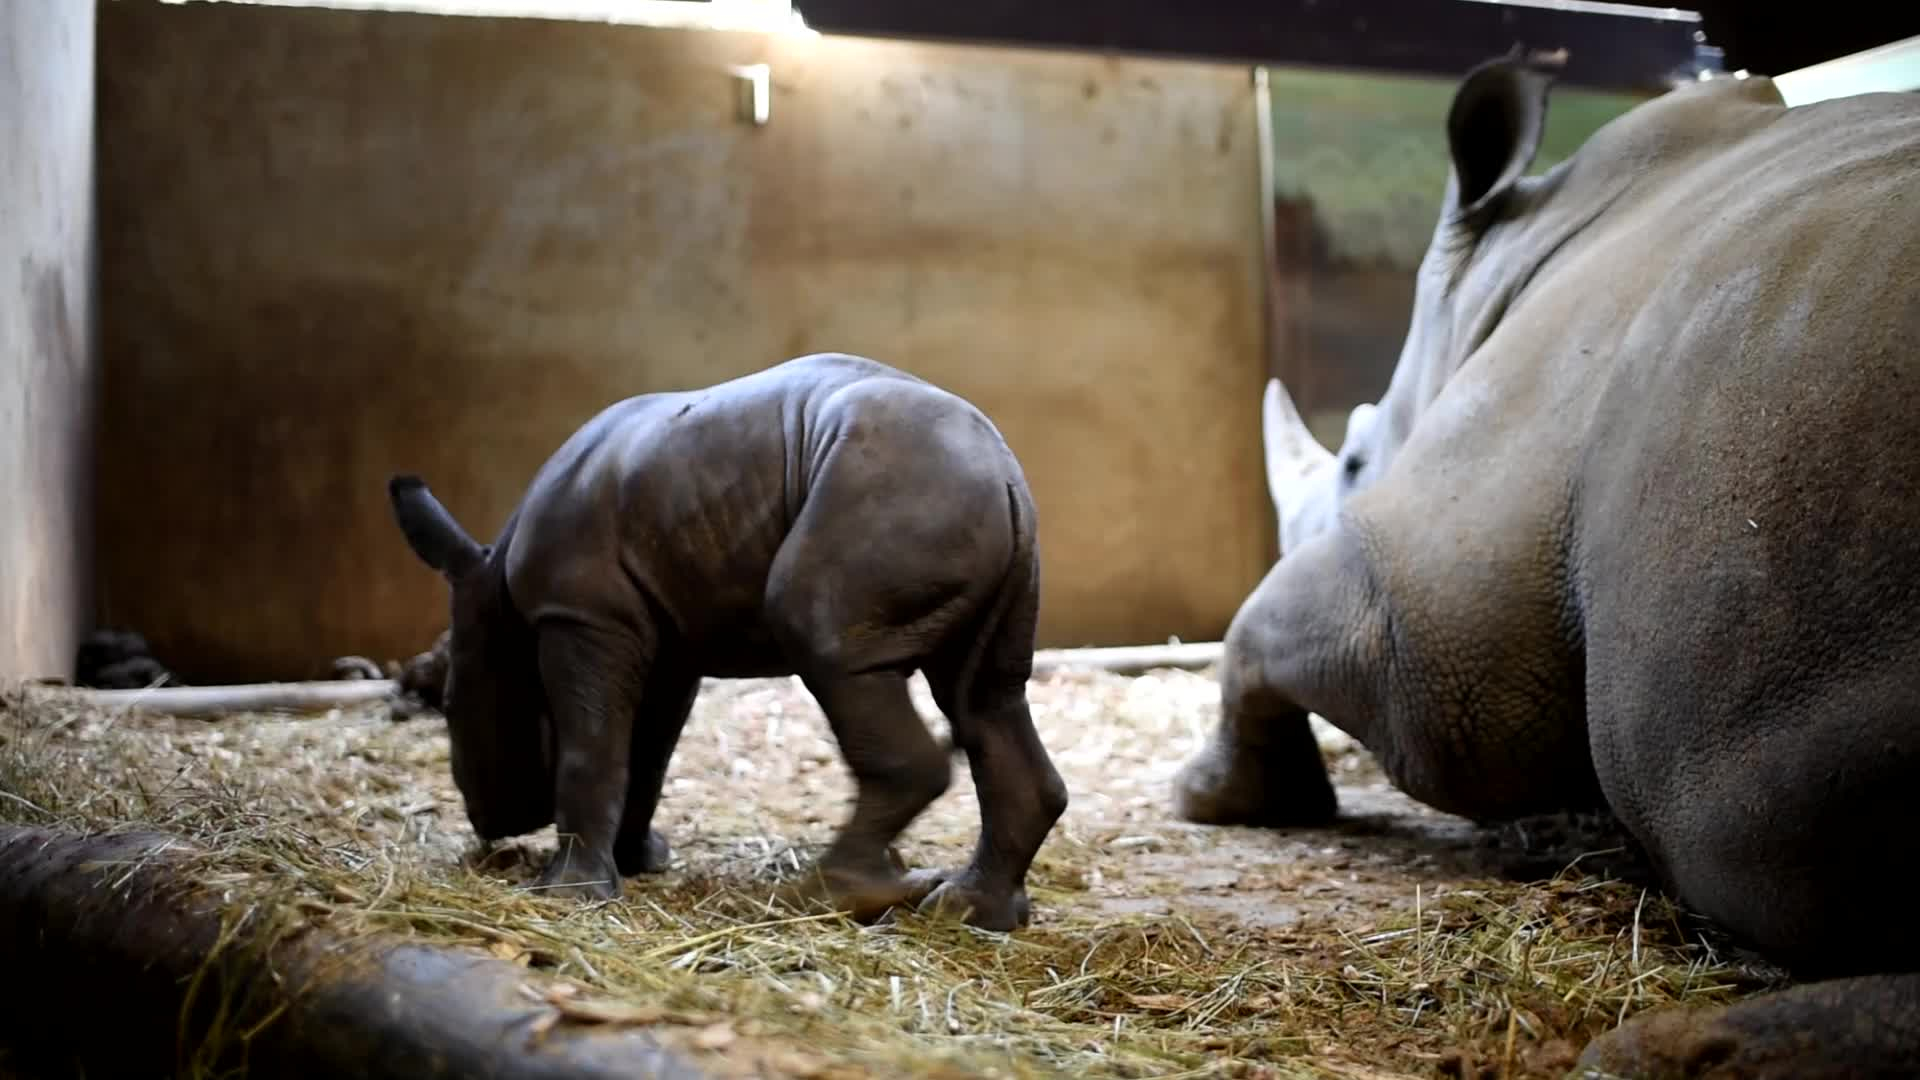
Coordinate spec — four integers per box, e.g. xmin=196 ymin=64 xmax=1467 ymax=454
xmin=387 ymin=353 xmax=1068 ymax=931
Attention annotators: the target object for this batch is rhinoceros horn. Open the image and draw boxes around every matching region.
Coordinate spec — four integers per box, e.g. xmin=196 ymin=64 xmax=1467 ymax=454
xmin=1343 ymin=401 xmax=1379 ymax=452
xmin=1262 ymin=377 xmax=1334 ymax=524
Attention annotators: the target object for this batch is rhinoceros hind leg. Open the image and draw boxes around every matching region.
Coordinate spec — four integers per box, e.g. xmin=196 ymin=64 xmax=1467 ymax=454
xmin=910 ymin=677 xmax=1068 ymax=932
xmin=613 ymin=671 xmax=699 ymax=876
xmin=1574 ymin=973 xmax=1920 ymax=1080
xmin=774 ymin=671 xmax=951 ymax=921
xmin=1174 ymin=702 xmax=1337 ymax=827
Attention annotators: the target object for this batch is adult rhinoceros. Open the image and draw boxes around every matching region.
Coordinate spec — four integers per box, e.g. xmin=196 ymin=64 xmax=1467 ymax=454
xmin=1175 ymin=55 xmax=1920 ymax=1074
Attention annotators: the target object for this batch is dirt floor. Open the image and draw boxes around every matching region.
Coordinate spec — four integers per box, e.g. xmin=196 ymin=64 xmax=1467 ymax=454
xmin=0 ymin=665 xmax=1786 ymax=1079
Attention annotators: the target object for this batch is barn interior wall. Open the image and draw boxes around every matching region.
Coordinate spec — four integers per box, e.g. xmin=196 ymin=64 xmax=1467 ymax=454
xmin=95 ymin=0 xmax=1270 ymax=681
xmin=0 ymin=0 xmax=97 ymax=682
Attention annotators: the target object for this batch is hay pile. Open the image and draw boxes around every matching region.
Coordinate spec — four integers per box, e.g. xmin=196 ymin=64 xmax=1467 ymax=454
xmin=0 ymin=668 xmax=1783 ymax=1079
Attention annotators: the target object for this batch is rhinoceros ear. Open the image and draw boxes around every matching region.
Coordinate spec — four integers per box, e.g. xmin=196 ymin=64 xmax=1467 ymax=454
xmin=388 ymin=474 xmax=486 ymax=580
xmin=1446 ymin=54 xmax=1554 ymax=225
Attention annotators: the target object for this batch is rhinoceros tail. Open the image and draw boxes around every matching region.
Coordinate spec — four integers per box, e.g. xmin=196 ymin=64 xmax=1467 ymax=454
xmin=945 ymin=481 xmax=1040 ymax=734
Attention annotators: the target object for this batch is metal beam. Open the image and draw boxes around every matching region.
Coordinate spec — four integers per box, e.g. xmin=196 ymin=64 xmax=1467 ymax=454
xmin=1774 ymin=33 xmax=1920 ymax=105
xmin=791 ymin=0 xmax=1715 ymax=93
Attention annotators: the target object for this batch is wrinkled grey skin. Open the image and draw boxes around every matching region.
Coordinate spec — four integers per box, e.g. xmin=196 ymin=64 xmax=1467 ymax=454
xmin=1176 ymin=56 xmax=1920 ymax=1075
xmin=389 ymin=353 xmax=1067 ymax=932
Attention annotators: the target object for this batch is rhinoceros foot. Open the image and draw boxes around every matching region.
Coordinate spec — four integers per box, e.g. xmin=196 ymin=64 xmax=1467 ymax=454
xmin=1572 ymin=973 xmax=1920 ymax=1079
xmin=614 ymin=828 xmax=672 ymax=876
xmin=773 ymin=859 xmax=921 ymax=925
xmin=531 ymin=843 xmax=621 ymax=903
xmin=1172 ymin=736 xmax=1337 ymax=828
xmin=903 ymin=867 xmax=1031 ymax=932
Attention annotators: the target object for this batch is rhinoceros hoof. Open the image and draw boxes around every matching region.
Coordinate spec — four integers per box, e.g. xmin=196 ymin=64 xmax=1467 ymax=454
xmin=1173 ymin=747 xmax=1337 ymax=827
xmin=1574 ymin=975 xmax=1920 ymax=1079
xmin=909 ymin=872 xmax=1031 ymax=932
xmin=1573 ymin=1007 xmax=1745 ymax=1079
xmin=773 ymin=864 xmax=921 ymax=924
xmin=532 ymin=853 xmax=621 ymax=902
xmin=614 ymin=829 xmax=672 ymax=876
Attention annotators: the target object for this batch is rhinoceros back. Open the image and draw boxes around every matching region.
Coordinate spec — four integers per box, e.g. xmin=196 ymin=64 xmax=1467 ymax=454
xmin=501 ymin=354 xmax=1018 ymax=666
xmin=1565 ymin=88 xmax=1920 ymax=971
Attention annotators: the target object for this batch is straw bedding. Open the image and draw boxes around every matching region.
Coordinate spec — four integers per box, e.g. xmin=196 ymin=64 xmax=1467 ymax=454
xmin=0 ymin=666 xmax=1783 ymax=1079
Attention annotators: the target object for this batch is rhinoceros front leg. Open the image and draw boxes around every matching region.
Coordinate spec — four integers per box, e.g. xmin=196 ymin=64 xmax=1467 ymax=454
xmin=1573 ymin=972 xmax=1920 ymax=1078
xmin=1173 ymin=578 xmax=1339 ymax=826
xmin=531 ymin=621 xmax=646 ymax=902
xmin=1175 ymin=694 xmax=1337 ymax=827
xmin=611 ymin=671 xmax=698 ymax=877
xmin=777 ymin=671 xmax=954 ymax=922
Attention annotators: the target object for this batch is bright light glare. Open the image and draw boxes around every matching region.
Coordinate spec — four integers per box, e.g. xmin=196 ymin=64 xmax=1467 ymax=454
xmin=168 ymin=0 xmax=820 ymax=37
xmin=1775 ymin=33 xmax=1920 ymax=106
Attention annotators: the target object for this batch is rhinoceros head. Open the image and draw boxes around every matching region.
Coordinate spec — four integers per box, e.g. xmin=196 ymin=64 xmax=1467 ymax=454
xmin=1262 ymin=379 xmax=1380 ymax=557
xmin=1263 ymin=53 xmax=1555 ymax=557
xmin=387 ymin=474 xmax=555 ymax=842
